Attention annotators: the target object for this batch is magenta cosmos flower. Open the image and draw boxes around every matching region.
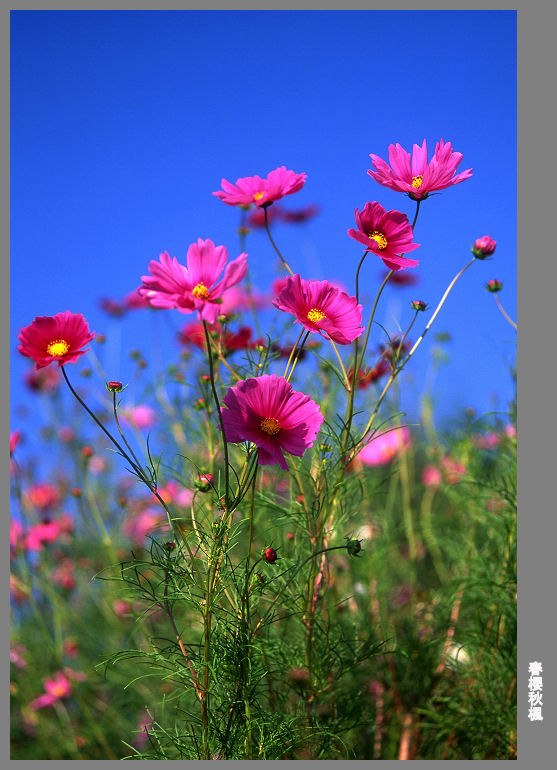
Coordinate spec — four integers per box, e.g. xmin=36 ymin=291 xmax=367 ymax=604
xmin=348 ymin=202 xmax=420 ymax=271
xmin=140 ymin=238 xmax=248 ymax=324
xmin=273 ymin=274 xmax=364 ymax=345
xmin=368 ymin=139 xmax=472 ymax=200
xmin=221 ymin=374 xmax=323 ymax=470
xmin=18 ymin=312 xmax=95 ymax=370
xmin=213 ymin=166 xmax=307 ymax=208
xmin=356 ymin=426 xmax=411 ymax=467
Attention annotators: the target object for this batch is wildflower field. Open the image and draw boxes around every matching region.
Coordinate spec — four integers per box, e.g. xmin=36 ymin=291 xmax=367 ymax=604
xmin=11 ymin=142 xmax=516 ymax=760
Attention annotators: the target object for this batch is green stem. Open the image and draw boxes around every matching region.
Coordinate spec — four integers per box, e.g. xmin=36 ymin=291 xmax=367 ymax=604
xmin=355 ymin=255 xmax=479 ymax=452
xmin=494 ymin=294 xmax=517 ymax=330
xmin=411 ymin=198 xmax=422 ymax=230
xmin=62 ymin=366 xmax=188 ymax=549
xmin=240 ymin=208 xmax=263 ymax=337
xmin=342 ymin=270 xmax=393 ymax=466
xmin=286 ymin=330 xmax=310 ymax=383
xmin=202 ymin=321 xmax=231 ymax=510
xmin=253 ymin=545 xmax=348 ymax=635
xmin=264 ymin=205 xmax=294 ymax=276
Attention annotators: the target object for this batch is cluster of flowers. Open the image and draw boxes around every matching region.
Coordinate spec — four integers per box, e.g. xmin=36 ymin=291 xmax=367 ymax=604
xmin=18 ymin=139 xmax=478 ymax=473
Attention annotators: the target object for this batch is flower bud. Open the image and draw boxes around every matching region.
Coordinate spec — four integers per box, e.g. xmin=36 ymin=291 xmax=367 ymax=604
xmin=195 ymin=473 xmax=214 ymax=492
xmin=95 ymin=333 xmax=106 ymax=344
xmin=71 ymin=487 xmax=82 ymax=497
xmin=472 ymin=236 xmax=497 ymax=259
xmin=410 ymin=300 xmax=428 ymax=312
xmin=193 ymin=398 xmax=206 ymax=411
xmin=164 ymin=541 xmax=176 ymax=551
xmin=81 ymin=446 xmax=93 ymax=458
xmin=485 ymin=279 xmax=503 ymax=293
xmin=263 ymin=546 xmax=278 ymax=564
xmin=345 ymin=538 xmax=362 ymax=557
xmin=106 ymin=381 xmax=124 ymax=393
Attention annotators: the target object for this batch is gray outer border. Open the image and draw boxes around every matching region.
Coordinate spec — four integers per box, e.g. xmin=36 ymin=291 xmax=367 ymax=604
xmin=3 ymin=2 xmax=550 ymax=768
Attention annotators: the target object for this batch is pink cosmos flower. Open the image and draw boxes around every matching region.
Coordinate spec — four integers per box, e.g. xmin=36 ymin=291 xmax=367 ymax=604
xmin=247 ymin=203 xmax=282 ymax=227
xmin=134 ymin=710 xmax=154 ymax=748
xmin=505 ymin=424 xmax=517 ymax=440
xmin=473 ymin=432 xmax=500 ymax=450
xmin=356 ymin=427 xmax=411 ymax=467
xmin=10 ymin=520 xmax=24 ymax=551
xmin=18 ymin=312 xmax=95 ymax=369
xmin=221 ymin=374 xmax=323 ymax=470
xmin=122 ymin=509 xmax=168 ymax=544
xmin=158 ymin=480 xmax=194 ymax=508
xmin=63 ymin=638 xmax=79 ymax=658
xmin=213 ymin=166 xmax=307 ymax=208
xmin=422 ymin=465 xmax=442 ymax=487
xmin=24 ymin=482 xmax=61 ymax=511
xmin=24 ymin=365 xmax=61 ymax=392
xmin=121 ymin=404 xmax=157 ymax=430
xmin=113 ymin=599 xmax=133 ymax=617
xmin=178 ymin=320 xmax=212 ymax=349
xmin=218 ymin=285 xmax=267 ymax=315
xmin=124 ymin=288 xmax=152 ymax=309
xmin=10 ymin=644 xmax=27 ymax=670
xmin=10 ymin=430 xmax=21 ymax=455
xmin=30 ymin=671 xmax=72 ymax=710
xmin=382 ymin=269 xmax=420 ymax=287
xmin=281 ymin=204 xmax=320 ymax=223
xmin=348 ymin=202 xmax=420 ymax=271
xmin=100 ymin=298 xmax=126 ymax=317
xmin=368 ymin=139 xmax=472 ymax=200
xmin=247 ymin=203 xmax=320 ymax=228
xmin=440 ymin=456 xmax=466 ymax=484
xmin=140 ymin=239 xmax=248 ymax=324
xmin=51 ymin=559 xmax=76 ymax=590
xmin=273 ymin=274 xmax=364 ymax=345
xmin=24 ymin=515 xmax=72 ymax=551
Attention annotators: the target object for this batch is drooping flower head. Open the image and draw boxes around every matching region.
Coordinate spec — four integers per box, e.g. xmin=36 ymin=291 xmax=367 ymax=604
xmin=18 ymin=312 xmax=95 ymax=370
xmin=221 ymin=374 xmax=323 ymax=470
xmin=273 ymin=274 xmax=364 ymax=345
xmin=348 ymin=202 xmax=420 ymax=271
xmin=368 ymin=139 xmax=472 ymax=200
xmin=213 ymin=166 xmax=307 ymax=208
xmin=139 ymin=239 xmax=248 ymax=324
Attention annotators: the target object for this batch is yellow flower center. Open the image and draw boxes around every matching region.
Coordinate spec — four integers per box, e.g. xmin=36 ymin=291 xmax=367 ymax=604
xmin=253 ymin=191 xmax=265 ymax=201
xmin=47 ymin=339 xmax=70 ymax=357
xmin=307 ymin=308 xmax=326 ymax=323
xmin=192 ymin=282 xmax=210 ymax=299
xmin=260 ymin=417 xmax=281 ymax=436
xmin=411 ymin=175 xmax=423 ymax=189
xmin=51 ymin=682 xmax=68 ymax=697
xmin=369 ymin=231 xmax=388 ymax=250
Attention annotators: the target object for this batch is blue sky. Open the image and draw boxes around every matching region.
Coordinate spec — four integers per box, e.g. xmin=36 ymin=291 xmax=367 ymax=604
xmin=11 ymin=10 xmax=517 ymax=451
